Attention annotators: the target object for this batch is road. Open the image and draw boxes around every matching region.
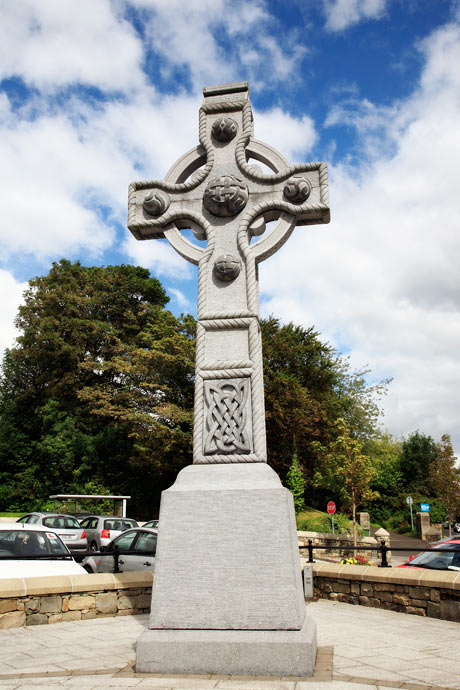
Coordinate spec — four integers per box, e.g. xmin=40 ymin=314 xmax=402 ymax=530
xmin=370 ymin=526 xmax=427 ymax=566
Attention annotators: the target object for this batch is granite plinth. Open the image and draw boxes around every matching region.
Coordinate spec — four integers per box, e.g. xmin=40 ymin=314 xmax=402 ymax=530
xmin=137 ymin=463 xmax=316 ymax=676
xmin=136 ymin=613 xmax=317 ymax=676
xmin=149 ymin=463 xmax=305 ymax=630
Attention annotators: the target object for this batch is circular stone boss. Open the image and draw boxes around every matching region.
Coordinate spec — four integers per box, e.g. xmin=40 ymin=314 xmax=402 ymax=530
xmin=203 ymin=175 xmax=249 ymax=217
xmin=214 ymin=253 xmax=241 ymax=282
xmin=211 ymin=117 xmax=238 ymax=142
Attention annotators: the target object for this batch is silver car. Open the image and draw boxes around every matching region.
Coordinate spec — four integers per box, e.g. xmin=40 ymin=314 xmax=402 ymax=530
xmin=82 ymin=527 xmax=157 ymax=574
xmin=79 ymin=515 xmax=138 ymax=552
xmin=17 ymin=512 xmax=88 ymax=551
xmin=141 ymin=519 xmax=159 ymax=529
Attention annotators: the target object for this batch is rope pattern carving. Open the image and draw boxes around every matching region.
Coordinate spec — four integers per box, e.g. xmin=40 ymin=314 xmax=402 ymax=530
xmin=128 ymin=110 xmax=214 ymax=234
xmin=199 ymin=317 xmax=252 ymax=330
xmin=201 ymin=368 xmax=253 ymax=379
xmin=319 ymin=161 xmax=330 ymax=206
xmin=247 ymin=318 xmax=266 ymax=458
xmin=201 ymin=101 xmax=245 ymax=114
xmin=200 ymin=310 xmax=254 ymax=320
xmin=236 ymin=102 xmax=323 ymax=183
xmin=129 ymin=208 xmax=212 ymax=239
xmin=201 ymin=361 xmax=252 ymax=370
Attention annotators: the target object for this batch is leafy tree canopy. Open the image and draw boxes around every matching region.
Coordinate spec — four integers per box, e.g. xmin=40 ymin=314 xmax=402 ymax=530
xmin=400 ymin=430 xmax=437 ymax=494
xmin=0 ymin=260 xmax=194 ymax=516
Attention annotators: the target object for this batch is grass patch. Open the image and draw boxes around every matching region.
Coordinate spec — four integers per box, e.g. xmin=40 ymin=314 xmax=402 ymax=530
xmin=296 ymin=506 xmax=355 ymax=534
xmin=0 ymin=512 xmax=23 ymax=518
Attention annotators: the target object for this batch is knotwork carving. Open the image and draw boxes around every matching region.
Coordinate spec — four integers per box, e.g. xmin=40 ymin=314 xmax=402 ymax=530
xmin=203 ymin=175 xmax=249 ymax=217
xmin=204 ymin=379 xmax=251 ymax=454
xmin=212 ymin=117 xmax=238 ymax=142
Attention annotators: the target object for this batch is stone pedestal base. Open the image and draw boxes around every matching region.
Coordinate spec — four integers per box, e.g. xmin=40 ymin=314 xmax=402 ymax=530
xmin=136 ymin=463 xmax=317 ymax=676
xmin=137 ymin=613 xmax=317 ymax=676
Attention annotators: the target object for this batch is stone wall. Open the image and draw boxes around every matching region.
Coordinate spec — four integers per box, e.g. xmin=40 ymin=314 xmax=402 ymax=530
xmin=298 ymin=531 xmax=379 ymax=561
xmin=311 ymin=562 xmax=460 ymax=622
xmin=0 ymin=571 xmax=153 ymax=629
xmin=2 ymin=563 xmax=460 ymax=628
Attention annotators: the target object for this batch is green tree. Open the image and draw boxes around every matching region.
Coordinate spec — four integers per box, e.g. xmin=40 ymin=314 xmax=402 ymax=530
xmin=261 ymin=317 xmax=388 ymax=494
xmin=364 ymin=434 xmax=403 ymax=524
xmin=314 ymin=418 xmax=379 ymax=545
xmin=400 ymin=431 xmax=437 ymax=494
xmin=0 ymin=260 xmax=195 ymax=516
xmin=430 ymin=434 xmax=460 ymax=535
xmin=286 ymin=445 xmax=305 ymax=513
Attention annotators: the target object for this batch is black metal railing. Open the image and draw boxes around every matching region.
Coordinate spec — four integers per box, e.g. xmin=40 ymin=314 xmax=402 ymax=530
xmin=0 ymin=545 xmax=156 ymax=574
xmin=3 ymin=542 xmax=459 ymax=572
xmin=302 ymin=539 xmax=460 ymax=568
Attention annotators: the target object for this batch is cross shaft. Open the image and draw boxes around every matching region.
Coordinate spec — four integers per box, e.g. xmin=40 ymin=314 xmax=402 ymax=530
xmin=128 ymin=82 xmax=330 ymax=464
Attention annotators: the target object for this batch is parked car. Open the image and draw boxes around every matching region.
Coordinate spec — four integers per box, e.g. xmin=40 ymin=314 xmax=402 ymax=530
xmin=0 ymin=522 xmax=87 ymax=578
xmin=429 ymin=534 xmax=460 ymax=547
xmin=78 ymin=515 xmax=138 ymax=552
xmin=17 ymin=512 xmax=87 ymax=551
xmin=82 ymin=527 xmax=157 ymax=574
xmin=142 ymin=519 xmax=159 ymax=529
xmin=398 ymin=539 xmax=460 ymax=571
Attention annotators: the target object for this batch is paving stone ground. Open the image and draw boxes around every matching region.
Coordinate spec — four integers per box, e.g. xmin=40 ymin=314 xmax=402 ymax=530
xmin=0 ymin=601 xmax=459 ymax=690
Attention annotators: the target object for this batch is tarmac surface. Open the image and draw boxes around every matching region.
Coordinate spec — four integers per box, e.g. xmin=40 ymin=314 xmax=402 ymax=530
xmin=1 ymin=600 xmax=459 ymax=690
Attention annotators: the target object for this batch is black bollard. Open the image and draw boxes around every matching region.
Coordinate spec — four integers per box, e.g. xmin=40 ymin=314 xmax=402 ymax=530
xmin=378 ymin=539 xmax=391 ymax=567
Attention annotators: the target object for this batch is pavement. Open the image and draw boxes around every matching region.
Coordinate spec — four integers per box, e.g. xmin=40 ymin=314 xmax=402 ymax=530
xmin=1 ymin=601 xmax=460 ymax=690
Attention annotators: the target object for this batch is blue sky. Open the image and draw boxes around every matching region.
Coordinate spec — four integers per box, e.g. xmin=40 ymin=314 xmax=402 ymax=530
xmin=1 ymin=0 xmax=459 ymax=458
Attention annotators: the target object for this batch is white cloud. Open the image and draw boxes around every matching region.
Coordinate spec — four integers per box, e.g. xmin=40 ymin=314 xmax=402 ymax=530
xmin=0 ymin=89 xmax=204 ymax=263
xmin=167 ymin=287 xmax=192 ymax=309
xmin=260 ymin=19 xmax=460 ymax=455
xmin=0 ymin=0 xmax=145 ymax=92
xmin=323 ymin=0 xmax=388 ymax=32
xmin=254 ymin=107 xmax=317 ymax=161
xmin=0 ymin=271 xmax=27 ymax=357
xmin=129 ymin=0 xmax=306 ymax=91
xmin=123 ymin=233 xmax=193 ymax=279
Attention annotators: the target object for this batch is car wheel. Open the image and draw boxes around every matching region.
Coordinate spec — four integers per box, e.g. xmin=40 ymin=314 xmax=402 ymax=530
xmin=90 ymin=541 xmax=98 ymax=552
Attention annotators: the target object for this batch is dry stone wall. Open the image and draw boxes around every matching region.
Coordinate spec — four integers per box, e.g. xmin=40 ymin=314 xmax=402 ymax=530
xmin=311 ymin=562 xmax=460 ymax=622
xmin=0 ymin=571 xmax=153 ymax=629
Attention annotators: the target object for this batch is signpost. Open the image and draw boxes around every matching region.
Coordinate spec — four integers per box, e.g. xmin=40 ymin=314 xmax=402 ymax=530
xmin=327 ymin=501 xmax=336 ymax=534
xmin=420 ymin=503 xmax=430 ymax=512
xmin=406 ymin=495 xmax=414 ymax=531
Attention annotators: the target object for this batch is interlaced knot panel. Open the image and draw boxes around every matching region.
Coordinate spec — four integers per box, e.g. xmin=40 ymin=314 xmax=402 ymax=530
xmin=204 ymin=380 xmax=251 ymax=454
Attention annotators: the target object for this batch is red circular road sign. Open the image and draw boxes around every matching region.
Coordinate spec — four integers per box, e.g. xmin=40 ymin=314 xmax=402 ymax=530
xmin=327 ymin=501 xmax=336 ymax=514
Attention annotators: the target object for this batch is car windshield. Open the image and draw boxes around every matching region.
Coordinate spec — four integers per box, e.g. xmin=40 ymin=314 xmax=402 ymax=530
xmin=0 ymin=530 xmax=69 ymax=557
xmin=42 ymin=516 xmax=81 ymax=529
xmin=103 ymin=519 xmax=137 ymax=531
xmin=409 ymin=543 xmax=460 ymax=570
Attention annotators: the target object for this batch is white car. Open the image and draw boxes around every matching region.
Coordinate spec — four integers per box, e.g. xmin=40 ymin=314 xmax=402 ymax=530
xmin=0 ymin=523 xmax=87 ymax=578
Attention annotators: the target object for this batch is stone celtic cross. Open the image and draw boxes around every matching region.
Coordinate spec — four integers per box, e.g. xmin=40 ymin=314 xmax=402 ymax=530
xmin=128 ymin=82 xmax=329 ymax=464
